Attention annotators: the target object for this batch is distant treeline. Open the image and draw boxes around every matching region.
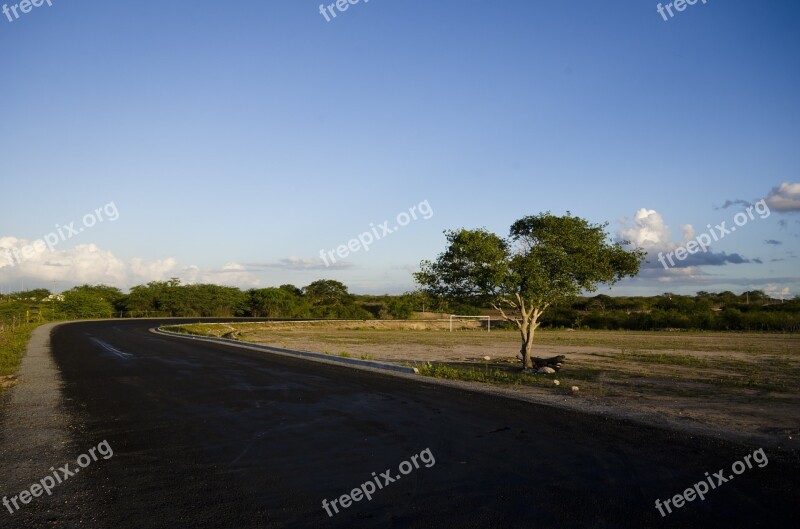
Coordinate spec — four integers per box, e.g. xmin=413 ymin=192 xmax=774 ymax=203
xmin=0 ymin=280 xmax=415 ymax=322
xmin=1 ymin=281 xmax=798 ymax=332
xmin=535 ymin=291 xmax=800 ymax=333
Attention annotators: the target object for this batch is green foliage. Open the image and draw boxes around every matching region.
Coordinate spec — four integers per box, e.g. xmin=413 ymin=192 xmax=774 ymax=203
xmin=303 ymin=280 xmax=373 ymax=319
xmin=387 ymin=296 xmax=414 ymax=319
xmin=415 ymin=229 xmax=510 ymax=303
xmin=58 ymin=288 xmax=115 ymax=319
xmin=508 ymin=213 xmax=644 ymax=303
xmin=416 ymin=213 xmax=645 ymax=310
xmin=0 ymin=322 xmax=40 ymax=379
xmin=8 ymin=288 xmax=52 ymax=300
xmin=126 ymin=281 xmax=166 ymax=314
xmin=124 ymin=280 xmax=248 ymax=317
xmin=248 ymin=287 xmax=310 ymax=318
xmin=71 ymin=284 xmax=124 ymax=305
xmin=416 ymin=213 xmax=647 ymax=368
xmin=303 ymin=280 xmax=351 ymax=306
xmin=279 ymin=284 xmax=304 ymax=297
xmin=447 ymin=303 xmax=483 ymax=316
xmin=537 ymin=291 xmax=800 ymax=332
xmin=3 ymin=279 xmax=795 ymax=331
xmin=416 ymin=362 xmax=593 ymax=388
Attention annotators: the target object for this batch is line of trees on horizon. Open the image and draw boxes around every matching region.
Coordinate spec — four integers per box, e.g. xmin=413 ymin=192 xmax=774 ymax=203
xmin=0 ymin=280 xmax=798 ymax=332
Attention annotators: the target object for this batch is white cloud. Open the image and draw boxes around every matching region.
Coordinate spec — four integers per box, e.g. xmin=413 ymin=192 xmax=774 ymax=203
xmin=0 ymin=237 xmax=127 ymax=285
xmin=0 ymin=237 xmax=265 ymax=290
xmin=616 ymin=208 xmax=754 ymax=273
xmin=130 ymin=257 xmax=178 ymax=281
xmin=617 ymin=209 xmax=674 ymax=248
xmin=765 ymin=181 xmax=800 ymax=212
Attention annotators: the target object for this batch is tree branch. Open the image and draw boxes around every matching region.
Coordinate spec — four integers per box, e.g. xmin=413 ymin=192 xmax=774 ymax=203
xmin=490 ymin=301 xmax=523 ymax=331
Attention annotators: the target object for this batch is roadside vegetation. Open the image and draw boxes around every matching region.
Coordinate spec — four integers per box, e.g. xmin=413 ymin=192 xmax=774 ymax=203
xmin=2 ymin=282 xmax=797 ymax=331
xmin=167 ymin=322 xmax=799 ymax=394
xmin=0 ymin=322 xmax=39 ymax=388
xmin=415 ymin=361 xmax=595 ymax=391
xmin=415 ymin=213 xmax=646 ymax=369
xmin=0 ymin=297 xmax=55 ymax=391
xmin=3 ymin=282 xmax=797 ymax=435
xmin=1 ymin=265 xmax=797 ymax=392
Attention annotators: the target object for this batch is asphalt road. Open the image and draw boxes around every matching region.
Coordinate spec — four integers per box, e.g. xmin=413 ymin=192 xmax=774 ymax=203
xmin=1 ymin=320 xmax=798 ymax=528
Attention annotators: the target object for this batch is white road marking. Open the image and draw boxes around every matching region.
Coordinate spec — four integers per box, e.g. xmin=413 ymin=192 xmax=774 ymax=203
xmin=89 ymin=337 xmax=133 ymax=359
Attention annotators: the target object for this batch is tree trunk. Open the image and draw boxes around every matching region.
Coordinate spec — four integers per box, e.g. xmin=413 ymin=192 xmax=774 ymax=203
xmin=520 ymin=333 xmax=534 ymax=369
xmin=492 ymin=297 xmax=546 ymax=370
xmin=519 ymin=319 xmax=535 ymax=369
xmin=519 ymin=311 xmax=541 ymax=370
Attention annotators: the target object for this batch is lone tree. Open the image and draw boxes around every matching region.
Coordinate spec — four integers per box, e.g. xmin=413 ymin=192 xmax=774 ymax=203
xmin=414 ymin=212 xmax=645 ymax=370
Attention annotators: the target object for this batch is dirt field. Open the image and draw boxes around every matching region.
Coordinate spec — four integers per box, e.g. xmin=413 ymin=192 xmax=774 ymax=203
xmin=173 ymin=320 xmax=800 ymax=447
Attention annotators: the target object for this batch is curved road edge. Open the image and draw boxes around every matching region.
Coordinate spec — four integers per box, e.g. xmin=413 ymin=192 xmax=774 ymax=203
xmin=150 ymin=324 xmax=779 ymax=448
xmin=0 ymin=322 xmax=101 ymax=526
xmin=150 ymin=326 xmax=420 ymax=374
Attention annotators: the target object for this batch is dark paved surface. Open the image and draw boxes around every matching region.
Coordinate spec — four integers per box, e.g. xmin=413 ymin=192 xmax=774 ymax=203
xmin=1 ymin=319 xmax=799 ymax=528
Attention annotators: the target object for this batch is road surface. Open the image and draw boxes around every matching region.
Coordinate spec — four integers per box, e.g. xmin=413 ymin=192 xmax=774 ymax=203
xmin=1 ymin=319 xmax=798 ymax=528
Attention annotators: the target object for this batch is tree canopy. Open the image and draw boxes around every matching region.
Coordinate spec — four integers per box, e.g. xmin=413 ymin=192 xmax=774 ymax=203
xmin=415 ymin=212 xmax=646 ymax=368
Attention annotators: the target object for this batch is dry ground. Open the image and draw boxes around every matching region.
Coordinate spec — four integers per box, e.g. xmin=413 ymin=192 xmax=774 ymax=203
xmin=173 ymin=320 xmax=800 ymax=446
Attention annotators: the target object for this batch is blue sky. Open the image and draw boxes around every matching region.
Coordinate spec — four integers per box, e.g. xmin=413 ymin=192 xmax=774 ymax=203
xmin=1 ymin=0 xmax=798 ymax=296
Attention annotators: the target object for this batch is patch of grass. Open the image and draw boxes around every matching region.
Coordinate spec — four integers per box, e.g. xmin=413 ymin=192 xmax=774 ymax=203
xmin=417 ymin=362 xmax=533 ymax=386
xmin=703 ymin=375 xmax=791 ymax=392
xmin=0 ymin=323 xmax=41 ymax=390
xmin=338 ymin=351 xmax=352 ymax=358
xmin=161 ymin=324 xmax=206 ymax=336
xmin=618 ymin=349 xmax=709 ymax=367
xmin=415 ymin=361 xmax=596 ymax=390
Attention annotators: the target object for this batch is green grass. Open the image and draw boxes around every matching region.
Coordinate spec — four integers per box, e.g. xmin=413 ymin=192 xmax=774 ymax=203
xmin=417 ymin=362 xmax=546 ymax=386
xmin=0 ymin=323 xmax=41 ymax=389
xmin=415 ymin=361 xmax=601 ymax=389
xmin=618 ymin=349 xmax=710 ymax=367
xmin=161 ymin=324 xmax=208 ymax=336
